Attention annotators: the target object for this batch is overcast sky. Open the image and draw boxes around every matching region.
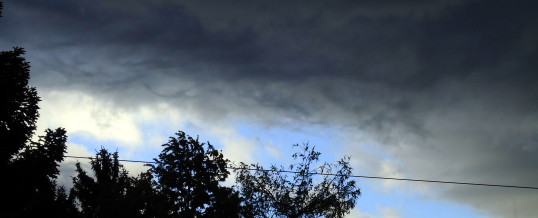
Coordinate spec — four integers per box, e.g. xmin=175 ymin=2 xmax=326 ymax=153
xmin=2 ymin=0 xmax=538 ymax=217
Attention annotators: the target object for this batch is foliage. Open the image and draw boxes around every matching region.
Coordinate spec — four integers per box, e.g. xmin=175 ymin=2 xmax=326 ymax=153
xmin=3 ymin=128 xmax=75 ymax=217
xmin=16 ymin=128 xmax=68 ymax=179
xmin=0 ymin=44 xmax=73 ymax=216
xmin=151 ymin=131 xmax=241 ymax=217
xmin=0 ymin=47 xmax=40 ymax=167
xmin=71 ymin=148 xmax=161 ymax=218
xmin=235 ymin=144 xmax=361 ymax=218
xmin=126 ymin=171 xmax=171 ymax=218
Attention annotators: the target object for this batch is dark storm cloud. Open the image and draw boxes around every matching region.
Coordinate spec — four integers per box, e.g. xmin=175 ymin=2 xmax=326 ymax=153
xmin=5 ymin=0 xmax=536 ymax=87
xmin=2 ymin=0 xmax=262 ymax=83
xmin=2 ymin=0 xmax=538 ymax=216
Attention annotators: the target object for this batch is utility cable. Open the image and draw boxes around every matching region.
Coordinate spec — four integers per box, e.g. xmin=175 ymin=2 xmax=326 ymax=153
xmin=62 ymin=155 xmax=538 ymax=190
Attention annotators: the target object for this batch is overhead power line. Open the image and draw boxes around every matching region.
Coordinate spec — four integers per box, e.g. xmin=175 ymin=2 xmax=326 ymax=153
xmin=63 ymin=155 xmax=538 ymax=190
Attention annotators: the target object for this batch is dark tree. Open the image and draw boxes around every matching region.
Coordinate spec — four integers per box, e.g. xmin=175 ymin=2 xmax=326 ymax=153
xmin=151 ymin=131 xmax=241 ymax=217
xmin=126 ymin=171 xmax=171 ymax=218
xmin=235 ymin=144 xmax=361 ymax=218
xmin=71 ymin=149 xmax=130 ymax=217
xmin=0 ymin=45 xmax=73 ymax=216
xmin=4 ymin=128 xmax=76 ymax=217
xmin=71 ymin=148 xmax=160 ymax=218
xmin=0 ymin=48 xmax=40 ymax=168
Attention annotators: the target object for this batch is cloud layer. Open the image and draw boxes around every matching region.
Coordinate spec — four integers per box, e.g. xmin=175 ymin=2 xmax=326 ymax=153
xmin=1 ymin=0 xmax=537 ymax=216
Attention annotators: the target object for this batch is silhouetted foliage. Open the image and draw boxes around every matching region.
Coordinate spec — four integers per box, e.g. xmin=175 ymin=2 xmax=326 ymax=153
xmin=53 ymin=186 xmax=80 ymax=217
xmin=151 ymin=131 xmax=242 ymax=217
xmin=0 ymin=48 xmax=40 ymax=168
xmin=126 ymin=171 xmax=171 ymax=218
xmin=235 ymin=144 xmax=361 ymax=218
xmin=3 ymin=128 xmax=75 ymax=217
xmin=71 ymin=148 xmax=160 ymax=218
xmin=0 ymin=43 xmax=73 ymax=216
xmin=1 ymin=1 xmax=3 ymax=17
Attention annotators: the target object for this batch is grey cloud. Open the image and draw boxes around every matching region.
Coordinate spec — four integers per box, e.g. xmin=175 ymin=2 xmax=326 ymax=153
xmin=359 ymin=75 xmax=538 ymax=216
xmin=2 ymin=0 xmax=538 ymax=216
xmin=7 ymin=0 xmax=535 ymax=87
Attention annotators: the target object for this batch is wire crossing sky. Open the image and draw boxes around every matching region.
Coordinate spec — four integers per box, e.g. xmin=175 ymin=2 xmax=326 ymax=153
xmin=63 ymin=155 xmax=538 ymax=190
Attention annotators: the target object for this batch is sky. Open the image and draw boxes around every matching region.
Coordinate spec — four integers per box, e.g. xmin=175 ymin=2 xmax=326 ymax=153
xmin=1 ymin=0 xmax=538 ymax=217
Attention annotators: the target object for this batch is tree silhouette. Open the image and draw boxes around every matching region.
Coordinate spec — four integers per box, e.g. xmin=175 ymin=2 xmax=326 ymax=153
xmin=151 ymin=131 xmax=242 ymax=217
xmin=71 ymin=148 xmax=161 ymax=218
xmin=0 ymin=44 xmax=75 ymax=216
xmin=235 ymin=144 xmax=361 ymax=218
xmin=125 ymin=170 xmax=171 ymax=218
xmin=3 ymin=128 xmax=76 ymax=217
xmin=0 ymin=48 xmax=40 ymax=168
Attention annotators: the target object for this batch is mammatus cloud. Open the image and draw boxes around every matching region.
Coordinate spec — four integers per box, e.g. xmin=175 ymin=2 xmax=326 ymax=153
xmin=2 ymin=0 xmax=537 ymax=217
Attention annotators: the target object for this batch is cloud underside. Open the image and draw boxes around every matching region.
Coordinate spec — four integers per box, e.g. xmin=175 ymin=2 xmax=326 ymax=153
xmin=2 ymin=0 xmax=538 ymax=217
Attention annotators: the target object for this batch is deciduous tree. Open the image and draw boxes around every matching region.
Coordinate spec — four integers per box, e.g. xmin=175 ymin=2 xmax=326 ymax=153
xmin=0 ymin=48 xmax=40 ymax=168
xmin=0 ymin=45 xmax=74 ymax=216
xmin=151 ymin=131 xmax=241 ymax=217
xmin=4 ymin=128 xmax=75 ymax=217
xmin=235 ymin=144 xmax=361 ymax=218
